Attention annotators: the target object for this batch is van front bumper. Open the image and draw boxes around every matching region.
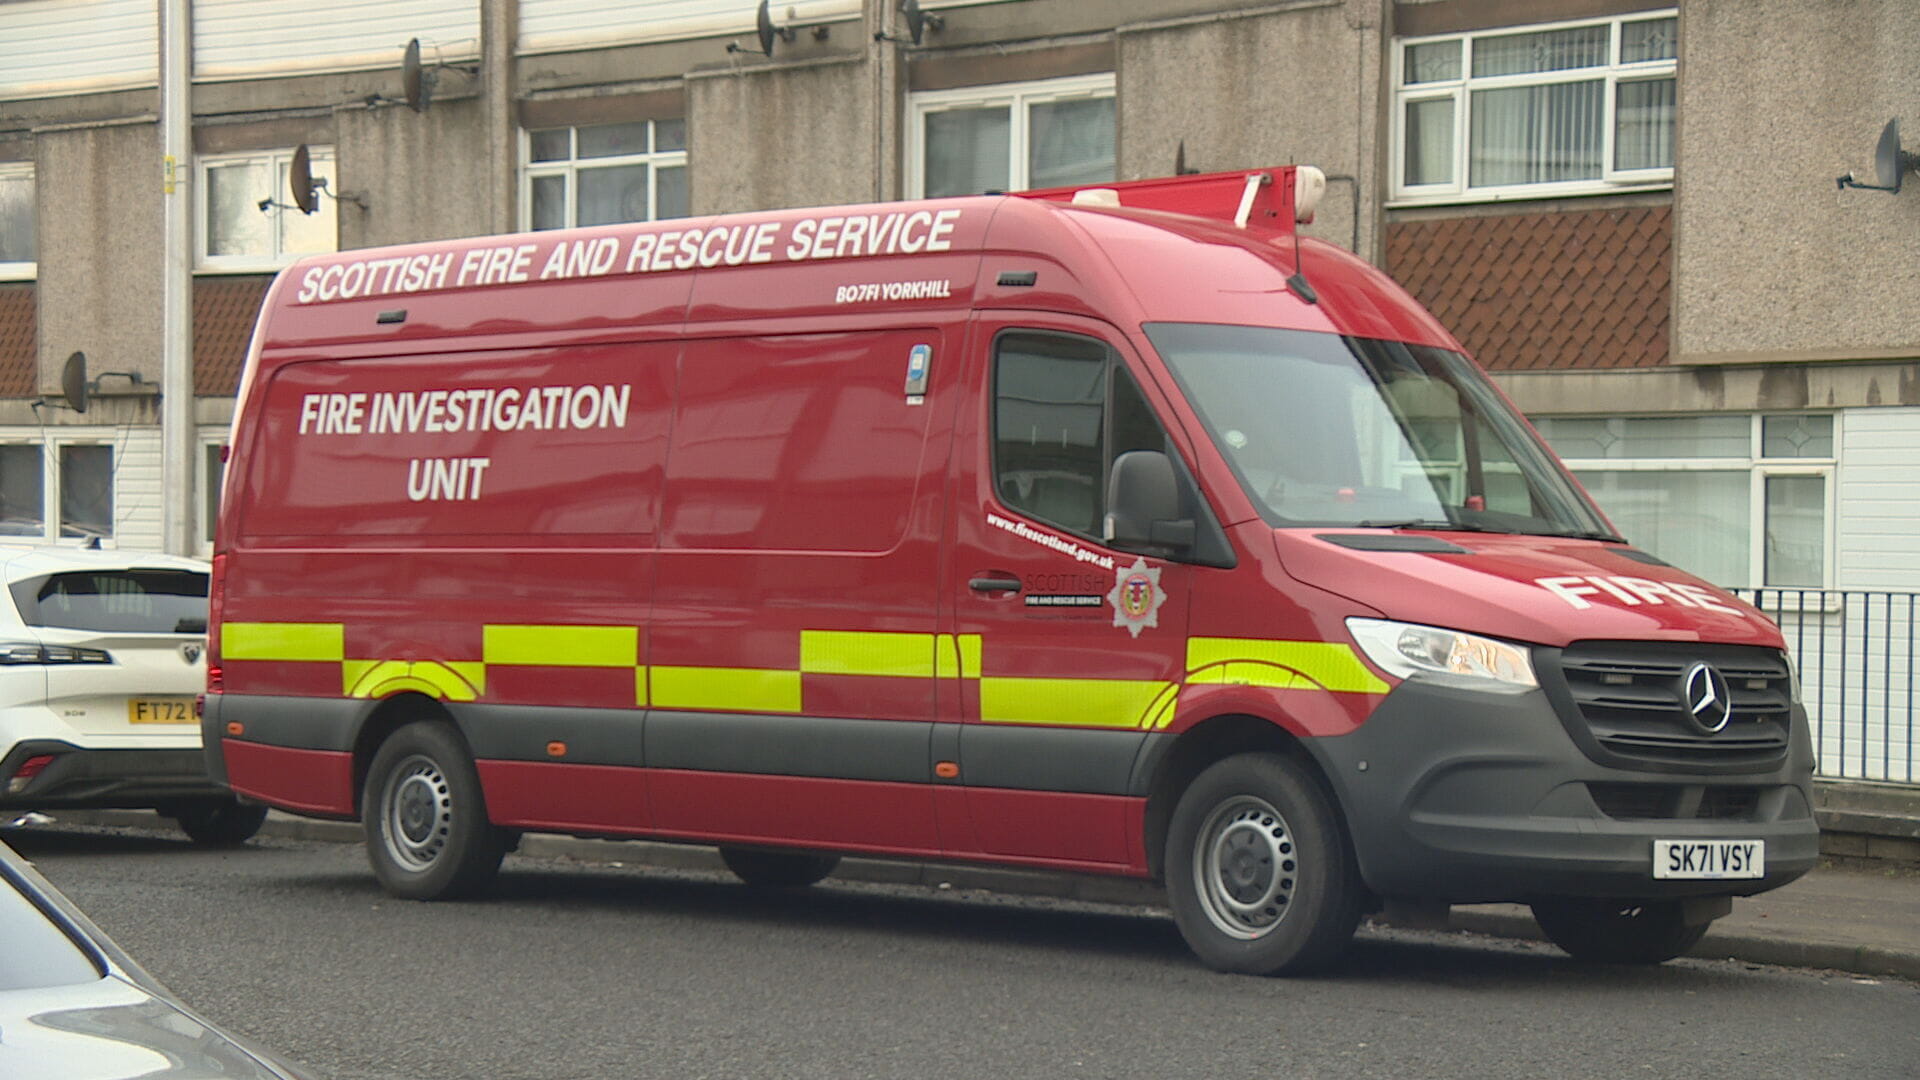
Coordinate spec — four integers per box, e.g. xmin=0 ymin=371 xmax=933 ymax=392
xmin=1309 ymin=681 xmax=1821 ymax=904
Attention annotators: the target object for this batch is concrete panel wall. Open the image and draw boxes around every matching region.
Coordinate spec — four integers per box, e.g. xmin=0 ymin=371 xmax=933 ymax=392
xmin=1674 ymin=0 xmax=1920 ymax=361
xmin=36 ymin=122 xmax=164 ymax=390
xmin=1118 ymin=0 xmax=1380 ymax=256
xmin=689 ymin=57 xmax=877 ymax=214
xmin=336 ymin=98 xmax=497 ymax=247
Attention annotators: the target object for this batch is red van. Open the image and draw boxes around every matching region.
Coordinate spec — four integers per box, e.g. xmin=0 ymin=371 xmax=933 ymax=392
xmin=204 ymin=167 xmax=1818 ymax=974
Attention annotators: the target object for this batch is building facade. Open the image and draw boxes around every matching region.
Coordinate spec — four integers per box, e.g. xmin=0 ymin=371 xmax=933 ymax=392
xmin=2 ymin=0 xmax=1914 ymax=771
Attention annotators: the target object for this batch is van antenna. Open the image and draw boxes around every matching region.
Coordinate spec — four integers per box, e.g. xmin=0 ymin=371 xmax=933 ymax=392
xmin=1286 ymin=168 xmax=1318 ymax=305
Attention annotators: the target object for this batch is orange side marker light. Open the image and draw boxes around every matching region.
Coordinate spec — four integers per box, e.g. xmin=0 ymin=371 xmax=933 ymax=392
xmin=547 ymin=741 xmax=568 ymax=758
xmin=934 ymin=761 xmax=960 ymax=779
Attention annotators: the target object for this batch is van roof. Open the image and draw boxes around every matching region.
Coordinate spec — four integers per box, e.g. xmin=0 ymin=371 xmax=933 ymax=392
xmin=259 ymin=167 xmax=1459 ymax=355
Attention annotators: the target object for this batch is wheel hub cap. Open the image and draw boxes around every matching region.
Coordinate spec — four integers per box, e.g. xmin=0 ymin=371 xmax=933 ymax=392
xmin=1194 ymin=796 xmax=1298 ymax=940
xmin=383 ymin=755 xmax=453 ymax=872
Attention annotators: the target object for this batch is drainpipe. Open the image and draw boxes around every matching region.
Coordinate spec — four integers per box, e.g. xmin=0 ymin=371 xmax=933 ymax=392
xmin=160 ymin=0 xmax=194 ymax=555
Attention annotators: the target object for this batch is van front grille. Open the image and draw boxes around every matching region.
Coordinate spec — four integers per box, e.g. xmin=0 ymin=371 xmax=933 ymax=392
xmin=1546 ymin=642 xmax=1794 ymax=770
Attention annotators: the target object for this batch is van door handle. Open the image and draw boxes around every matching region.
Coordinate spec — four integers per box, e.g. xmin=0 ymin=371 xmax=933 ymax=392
xmin=969 ymin=576 xmax=1023 ymax=593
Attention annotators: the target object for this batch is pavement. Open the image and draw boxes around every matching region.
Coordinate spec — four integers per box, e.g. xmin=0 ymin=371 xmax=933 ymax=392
xmin=25 ymin=807 xmax=1920 ymax=983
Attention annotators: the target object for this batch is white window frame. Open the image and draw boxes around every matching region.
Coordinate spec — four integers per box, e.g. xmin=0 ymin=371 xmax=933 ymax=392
xmin=197 ymin=147 xmax=339 ymax=273
xmin=0 ymin=437 xmax=120 ymax=543
xmin=906 ymin=72 xmax=1115 ymax=198
xmin=1546 ymin=414 xmax=1837 ymax=591
xmin=1390 ymin=11 xmax=1676 ymax=206
xmin=0 ymin=162 xmax=34 ymax=281
xmin=518 ymin=120 xmax=688 ymax=231
xmin=197 ymin=431 xmax=228 ymax=553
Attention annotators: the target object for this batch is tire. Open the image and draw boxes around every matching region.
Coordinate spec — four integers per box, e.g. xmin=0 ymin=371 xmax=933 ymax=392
xmin=1164 ymin=752 xmax=1363 ymax=975
xmin=174 ymin=798 xmax=269 ymax=847
xmin=1530 ymin=899 xmax=1712 ymax=964
xmin=719 ymin=847 xmax=841 ymax=889
xmin=363 ymin=722 xmax=508 ymax=900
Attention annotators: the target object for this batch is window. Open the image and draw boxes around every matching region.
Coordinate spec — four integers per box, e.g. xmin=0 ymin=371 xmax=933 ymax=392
xmin=0 ymin=442 xmax=116 ymax=542
xmin=0 ymin=444 xmax=43 ymax=535
xmin=0 ymin=163 xmax=33 ymax=280
xmin=1393 ymin=12 xmax=1675 ymax=202
xmin=523 ymin=120 xmax=688 ymax=230
xmin=200 ymin=438 xmax=227 ymax=551
xmin=10 ymin=568 xmax=208 ymax=634
xmin=199 ymin=148 xmax=339 ymax=270
xmin=910 ymin=74 xmax=1115 ymax=198
xmin=992 ymin=331 xmax=1171 ymax=542
xmin=1533 ymin=414 xmax=1833 ymax=588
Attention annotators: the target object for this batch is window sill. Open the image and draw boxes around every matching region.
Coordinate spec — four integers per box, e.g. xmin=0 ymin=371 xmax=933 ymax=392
xmin=1387 ymin=181 xmax=1673 ymax=211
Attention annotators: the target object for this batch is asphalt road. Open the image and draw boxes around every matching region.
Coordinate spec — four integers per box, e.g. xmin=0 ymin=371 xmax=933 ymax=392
xmin=12 ymin=824 xmax=1920 ymax=1080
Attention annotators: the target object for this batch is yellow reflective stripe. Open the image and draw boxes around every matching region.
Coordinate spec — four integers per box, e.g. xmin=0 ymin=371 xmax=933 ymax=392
xmin=1186 ymin=637 xmax=1390 ymax=695
xmin=345 ymin=660 xmax=484 ymax=700
xmin=800 ymin=630 xmax=935 ymax=678
xmin=483 ymin=625 xmax=638 ymax=668
xmin=938 ymin=634 xmax=982 ymax=679
xmin=651 ymin=667 xmax=802 ymax=714
xmin=222 ymin=622 xmax=344 ymax=662
xmin=979 ymin=677 xmax=1178 ymax=729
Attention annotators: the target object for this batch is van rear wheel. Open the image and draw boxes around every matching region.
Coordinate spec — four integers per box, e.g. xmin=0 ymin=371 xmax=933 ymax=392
xmin=1165 ymin=752 xmax=1362 ymax=975
xmin=173 ymin=797 xmax=268 ymax=847
xmin=1530 ymin=899 xmax=1711 ymax=964
xmin=719 ymin=847 xmax=841 ymax=888
xmin=363 ymin=721 xmax=508 ymax=900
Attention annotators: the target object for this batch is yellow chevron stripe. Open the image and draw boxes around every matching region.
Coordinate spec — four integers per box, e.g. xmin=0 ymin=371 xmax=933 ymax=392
xmin=651 ymin=666 xmax=802 ymax=714
xmin=222 ymin=622 xmax=344 ymax=662
xmin=1185 ymin=637 xmax=1390 ymax=695
xmin=799 ymin=630 xmax=936 ymax=678
xmin=978 ymin=676 xmax=1178 ymax=729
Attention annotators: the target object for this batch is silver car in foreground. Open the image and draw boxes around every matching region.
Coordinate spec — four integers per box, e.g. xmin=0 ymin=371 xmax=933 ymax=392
xmin=0 ymin=836 xmax=313 ymax=1078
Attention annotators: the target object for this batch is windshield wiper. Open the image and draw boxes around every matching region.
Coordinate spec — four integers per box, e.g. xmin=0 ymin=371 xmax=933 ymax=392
xmin=1535 ymin=528 xmax=1627 ymax=543
xmin=1354 ymin=519 xmax=1504 ymax=533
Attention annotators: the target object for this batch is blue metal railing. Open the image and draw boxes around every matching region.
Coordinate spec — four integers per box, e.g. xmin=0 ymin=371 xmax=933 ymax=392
xmin=1732 ymin=589 xmax=1917 ymax=786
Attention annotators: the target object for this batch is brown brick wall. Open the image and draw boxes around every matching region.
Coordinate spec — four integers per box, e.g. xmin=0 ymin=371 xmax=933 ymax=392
xmin=0 ymin=283 xmax=35 ymax=397
xmin=1384 ymin=205 xmax=1671 ymax=371
xmin=194 ymin=275 xmax=272 ymax=396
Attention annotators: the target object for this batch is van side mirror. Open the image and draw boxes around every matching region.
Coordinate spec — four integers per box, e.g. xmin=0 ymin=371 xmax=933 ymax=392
xmin=1105 ymin=450 xmax=1196 ymax=552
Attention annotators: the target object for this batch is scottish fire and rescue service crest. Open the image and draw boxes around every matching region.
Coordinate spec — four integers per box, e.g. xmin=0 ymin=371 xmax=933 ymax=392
xmin=1107 ymin=557 xmax=1167 ymax=638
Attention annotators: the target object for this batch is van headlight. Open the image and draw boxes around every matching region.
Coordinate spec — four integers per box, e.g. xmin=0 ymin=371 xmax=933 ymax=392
xmin=1346 ymin=618 xmax=1537 ymax=693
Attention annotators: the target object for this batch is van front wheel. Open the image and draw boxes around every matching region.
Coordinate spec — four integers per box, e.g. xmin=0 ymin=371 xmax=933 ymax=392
xmin=1530 ymin=899 xmax=1710 ymax=964
xmin=1165 ymin=752 xmax=1362 ymax=975
xmin=363 ymin=722 xmax=508 ymax=900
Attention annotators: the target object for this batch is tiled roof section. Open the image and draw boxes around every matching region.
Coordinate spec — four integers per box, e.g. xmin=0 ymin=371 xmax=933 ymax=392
xmin=195 ymin=275 xmax=272 ymax=396
xmin=1384 ymin=205 xmax=1671 ymax=370
xmin=0 ymin=283 xmax=36 ymax=397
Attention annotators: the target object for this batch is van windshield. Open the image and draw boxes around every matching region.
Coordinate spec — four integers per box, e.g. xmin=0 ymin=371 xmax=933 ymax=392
xmin=1146 ymin=323 xmax=1615 ymax=538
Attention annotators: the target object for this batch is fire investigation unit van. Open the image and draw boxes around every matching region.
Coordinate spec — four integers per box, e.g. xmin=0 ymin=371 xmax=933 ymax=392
xmin=202 ymin=166 xmax=1818 ymax=975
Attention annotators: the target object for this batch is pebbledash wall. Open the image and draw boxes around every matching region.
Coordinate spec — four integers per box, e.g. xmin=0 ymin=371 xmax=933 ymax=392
xmin=1 ymin=0 xmax=1915 ymax=776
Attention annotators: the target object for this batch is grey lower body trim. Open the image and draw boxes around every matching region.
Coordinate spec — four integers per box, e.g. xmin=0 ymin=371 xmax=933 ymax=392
xmin=210 ymin=694 xmax=1160 ymax=797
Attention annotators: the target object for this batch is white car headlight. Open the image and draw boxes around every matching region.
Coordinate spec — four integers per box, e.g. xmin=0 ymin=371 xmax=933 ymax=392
xmin=1346 ymin=618 xmax=1537 ymax=693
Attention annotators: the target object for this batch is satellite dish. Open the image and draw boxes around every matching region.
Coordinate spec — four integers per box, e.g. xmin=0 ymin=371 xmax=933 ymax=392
xmin=402 ymin=38 xmax=429 ymax=112
xmin=902 ymin=0 xmax=939 ymax=45
xmin=756 ymin=0 xmax=777 ymax=56
xmin=1876 ymin=118 xmax=1912 ymax=192
xmin=1838 ymin=118 xmax=1918 ymax=194
xmin=289 ymin=145 xmax=316 ymax=215
xmin=61 ymin=351 xmax=88 ymax=415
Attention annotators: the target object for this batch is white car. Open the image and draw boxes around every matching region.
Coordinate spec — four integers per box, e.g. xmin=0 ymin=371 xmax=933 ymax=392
xmin=0 ymin=545 xmax=265 ymax=845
